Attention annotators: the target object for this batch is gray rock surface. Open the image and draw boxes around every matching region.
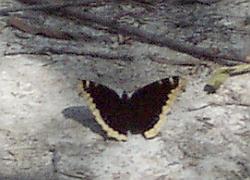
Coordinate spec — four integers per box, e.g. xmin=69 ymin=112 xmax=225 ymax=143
xmin=0 ymin=0 xmax=250 ymax=180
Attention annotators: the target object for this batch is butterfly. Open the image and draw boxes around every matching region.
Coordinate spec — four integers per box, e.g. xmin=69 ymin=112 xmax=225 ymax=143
xmin=78 ymin=76 xmax=185 ymax=141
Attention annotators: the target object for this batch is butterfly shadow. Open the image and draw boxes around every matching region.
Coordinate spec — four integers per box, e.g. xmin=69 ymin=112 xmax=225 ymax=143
xmin=62 ymin=106 xmax=108 ymax=139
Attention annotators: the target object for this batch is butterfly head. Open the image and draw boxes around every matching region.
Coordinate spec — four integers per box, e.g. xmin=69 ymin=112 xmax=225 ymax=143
xmin=122 ymin=91 xmax=129 ymax=101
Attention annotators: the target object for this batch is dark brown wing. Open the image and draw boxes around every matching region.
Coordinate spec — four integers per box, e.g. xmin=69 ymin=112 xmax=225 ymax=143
xmin=129 ymin=77 xmax=182 ymax=138
xmin=79 ymin=80 xmax=128 ymax=141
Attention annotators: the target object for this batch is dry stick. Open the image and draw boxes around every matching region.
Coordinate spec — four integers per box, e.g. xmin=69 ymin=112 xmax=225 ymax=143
xmin=0 ymin=0 xmax=102 ymax=16
xmin=5 ymin=50 xmax=133 ymax=61
xmin=4 ymin=45 xmax=133 ymax=61
xmin=8 ymin=16 xmax=112 ymax=43
xmin=62 ymin=10 xmax=247 ymax=64
xmin=8 ymin=16 xmax=74 ymax=40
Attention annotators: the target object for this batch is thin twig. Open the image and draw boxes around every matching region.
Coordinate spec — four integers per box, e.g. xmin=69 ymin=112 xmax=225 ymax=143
xmin=187 ymin=102 xmax=250 ymax=112
xmin=58 ymin=171 xmax=83 ymax=180
xmin=4 ymin=47 xmax=133 ymax=61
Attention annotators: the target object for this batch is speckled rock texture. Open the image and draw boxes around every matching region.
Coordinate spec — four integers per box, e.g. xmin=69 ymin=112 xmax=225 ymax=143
xmin=0 ymin=0 xmax=250 ymax=179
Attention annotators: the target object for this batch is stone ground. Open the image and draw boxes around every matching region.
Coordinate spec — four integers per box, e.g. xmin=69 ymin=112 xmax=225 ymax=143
xmin=0 ymin=0 xmax=250 ymax=180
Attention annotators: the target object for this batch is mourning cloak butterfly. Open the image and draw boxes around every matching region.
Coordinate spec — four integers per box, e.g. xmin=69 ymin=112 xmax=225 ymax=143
xmin=79 ymin=77 xmax=185 ymax=141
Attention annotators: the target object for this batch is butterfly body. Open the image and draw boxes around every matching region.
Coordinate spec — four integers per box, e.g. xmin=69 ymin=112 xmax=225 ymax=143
xmin=79 ymin=77 xmax=185 ymax=141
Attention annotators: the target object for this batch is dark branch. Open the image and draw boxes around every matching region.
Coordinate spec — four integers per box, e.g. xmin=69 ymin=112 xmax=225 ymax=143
xmin=4 ymin=39 xmax=133 ymax=61
xmin=61 ymin=9 xmax=247 ymax=64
